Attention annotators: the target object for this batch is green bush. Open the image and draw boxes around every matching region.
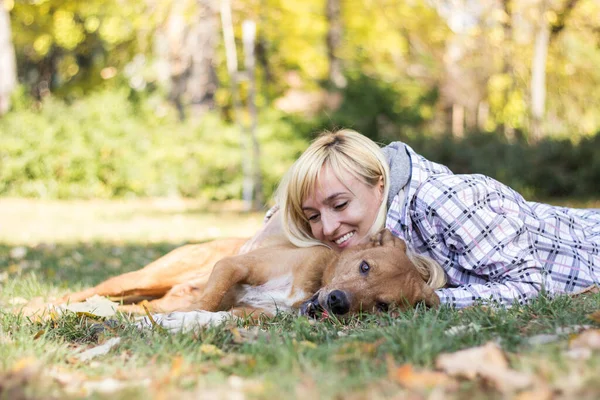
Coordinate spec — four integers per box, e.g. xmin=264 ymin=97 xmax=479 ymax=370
xmin=0 ymin=90 xmax=306 ymax=201
xmin=407 ymin=131 xmax=600 ymax=200
xmin=1 ymin=89 xmax=599 ymax=202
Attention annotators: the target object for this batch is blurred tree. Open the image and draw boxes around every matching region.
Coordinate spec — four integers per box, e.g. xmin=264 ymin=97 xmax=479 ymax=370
xmin=325 ymin=0 xmax=345 ymax=89
xmin=530 ymin=0 xmax=580 ymax=142
xmin=0 ymin=0 xmax=17 ymax=115
xmin=10 ymin=0 xmax=160 ymax=99
xmin=155 ymin=0 xmax=220 ymax=120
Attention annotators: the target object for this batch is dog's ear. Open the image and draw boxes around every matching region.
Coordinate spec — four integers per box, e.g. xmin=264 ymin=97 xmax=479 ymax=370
xmin=370 ymin=229 xmax=406 ymax=250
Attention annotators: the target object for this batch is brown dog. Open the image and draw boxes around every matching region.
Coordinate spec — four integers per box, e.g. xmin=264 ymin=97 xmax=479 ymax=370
xmin=59 ymin=230 xmax=439 ymax=332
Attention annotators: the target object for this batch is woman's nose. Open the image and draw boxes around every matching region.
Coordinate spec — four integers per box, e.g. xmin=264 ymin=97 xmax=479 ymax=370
xmin=321 ymin=212 xmax=339 ymax=237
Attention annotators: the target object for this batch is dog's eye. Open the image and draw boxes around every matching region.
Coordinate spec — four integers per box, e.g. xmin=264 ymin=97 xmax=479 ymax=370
xmin=376 ymin=302 xmax=389 ymax=312
xmin=359 ymin=261 xmax=370 ymax=274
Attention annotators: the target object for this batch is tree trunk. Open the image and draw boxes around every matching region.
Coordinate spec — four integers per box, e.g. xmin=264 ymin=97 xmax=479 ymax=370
xmin=188 ymin=0 xmax=219 ymax=118
xmin=530 ymin=9 xmax=550 ymax=142
xmin=325 ymin=0 xmax=346 ymax=89
xmin=452 ymin=104 xmax=464 ymax=138
xmin=0 ymin=1 xmax=17 ymax=115
xmin=500 ymin=0 xmax=515 ymax=141
xmin=159 ymin=0 xmax=219 ymax=121
xmin=243 ymin=20 xmax=263 ymax=210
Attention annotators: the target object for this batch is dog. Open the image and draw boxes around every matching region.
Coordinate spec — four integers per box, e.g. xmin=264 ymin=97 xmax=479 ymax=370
xmin=58 ymin=230 xmax=439 ymax=332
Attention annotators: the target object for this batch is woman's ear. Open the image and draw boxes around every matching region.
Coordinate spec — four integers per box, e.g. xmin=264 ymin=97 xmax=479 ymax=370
xmin=377 ymin=176 xmax=385 ymax=200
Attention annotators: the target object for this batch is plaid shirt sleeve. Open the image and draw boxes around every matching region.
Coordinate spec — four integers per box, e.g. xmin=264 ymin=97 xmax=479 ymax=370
xmin=411 ymin=174 xmax=544 ymax=308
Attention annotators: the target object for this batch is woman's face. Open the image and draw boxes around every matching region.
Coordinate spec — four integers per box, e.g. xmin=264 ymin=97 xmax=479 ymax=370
xmin=301 ymin=164 xmax=384 ymax=250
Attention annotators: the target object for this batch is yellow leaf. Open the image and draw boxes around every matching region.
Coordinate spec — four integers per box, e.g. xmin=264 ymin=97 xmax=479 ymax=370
xmin=392 ymin=363 xmax=452 ymax=390
xmin=33 ymin=330 xmax=45 ymax=340
xmin=200 ymin=344 xmax=223 ymax=357
xmin=436 ymin=342 xmax=532 ymax=392
xmin=169 ymin=355 xmax=184 ymax=378
xmin=569 ymin=329 xmax=600 ymax=350
xmin=63 ymin=295 xmax=118 ymax=318
xmin=586 ymin=311 xmax=600 ymax=324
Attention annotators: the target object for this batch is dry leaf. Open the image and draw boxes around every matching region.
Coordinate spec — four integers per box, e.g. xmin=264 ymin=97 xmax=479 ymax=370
xmin=32 ymin=330 xmax=45 ymax=340
xmin=444 ymin=322 xmax=482 ymax=336
xmin=587 ymin=311 xmax=600 ymax=324
xmin=334 ymin=338 xmax=385 ymax=362
xmin=8 ymin=297 xmax=28 ymax=306
xmin=73 ymin=337 xmax=121 ymax=362
xmin=513 ymin=385 xmax=554 ymax=400
xmin=435 ymin=342 xmax=532 ymax=392
xmin=9 ymin=246 xmax=27 ymax=260
xmin=199 ymin=343 xmax=224 ymax=357
xmin=570 ymin=285 xmax=599 ymax=297
xmin=63 ymin=295 xmax=118 ymax=318
xmin=569 ymin=329 xmax=600 ymax=351
xmin=230 ymin=326 xmax=263 ymax=344
xmin=393 ymin=364 xmax=453 ymax=390
xmin=169 ymin=355 xmax=184 ymax=378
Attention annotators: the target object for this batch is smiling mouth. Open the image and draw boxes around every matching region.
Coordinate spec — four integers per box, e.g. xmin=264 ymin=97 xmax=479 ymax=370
xmin=334 ymin=231 xmax=355 ymax=245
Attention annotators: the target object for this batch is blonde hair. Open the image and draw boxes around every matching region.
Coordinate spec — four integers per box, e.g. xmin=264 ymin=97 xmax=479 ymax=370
xmin=406 ymin=248 xmax=447 ymax=289
xmin=277 ymin=129 xmax=390 ymax=248
xmin=277 ymin=128 xmax=446 ymax=290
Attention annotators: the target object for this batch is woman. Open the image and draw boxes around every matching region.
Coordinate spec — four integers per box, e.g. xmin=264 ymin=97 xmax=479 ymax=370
xmin=257 ymin=129 xmax=600 ymax=309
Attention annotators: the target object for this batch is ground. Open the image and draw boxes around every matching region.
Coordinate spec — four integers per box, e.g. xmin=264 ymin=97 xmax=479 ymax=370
xmin=1 ymin=198 xmax=600 ymax=399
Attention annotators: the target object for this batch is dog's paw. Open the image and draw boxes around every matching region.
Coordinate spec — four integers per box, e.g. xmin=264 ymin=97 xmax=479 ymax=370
xmin=135 ymin=311 xmax=232 ymax=333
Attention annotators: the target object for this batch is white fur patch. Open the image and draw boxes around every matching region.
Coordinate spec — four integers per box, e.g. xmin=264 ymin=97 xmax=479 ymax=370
xmin=136 ymin=274 xmax=308 ymax=334
xmin=137 ymin=310 xmax=232 ymax=333
xmin=237 ymin=274 xmax=307 ymax=315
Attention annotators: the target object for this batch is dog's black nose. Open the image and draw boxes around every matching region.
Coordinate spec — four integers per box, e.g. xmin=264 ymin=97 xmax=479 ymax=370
xmin=327 ymin=290 xmax=350 ymax=315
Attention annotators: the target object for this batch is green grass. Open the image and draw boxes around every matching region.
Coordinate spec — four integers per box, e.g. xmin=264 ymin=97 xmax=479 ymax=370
xmin=1 ymin=199 xmax=600 ymax=399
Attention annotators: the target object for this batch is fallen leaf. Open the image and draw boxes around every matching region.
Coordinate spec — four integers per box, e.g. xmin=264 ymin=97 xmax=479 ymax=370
xmin=294 ymin=339 xmax=317 ymax=350
xmin=393 ymin=363 xmax=453 ymax=390
xmin=333 ymin=339 xmax=385 ymax=362
xmin=0 ymin=358 xmax=41 ymax=399
xmin=570 ymin=285 xmax=599 ymax=297
xmin=9 ymin=246 xmax=28 ymax=260
xmin=587 ymin=311 xmax=600 ymax=324
xmin=8 ymin=297 xmax=28 ymax=306
xmin=73 ymin=337 xmax=121 ymax=362
xmin=63 ymin=295 xmax=118 ymax=318
xmin=33 ymin=330 xmax=45 ymax=340
xmin=444 ymin=322 xmax=482 ymax=336
xmin=229 ymin=326 xmax=263 ymax=344
xmin=513 ymin=385 xmax=554 ymax=400
xmin=169 ymin=355 xmax=184 ymax=378
xmin=199 ymin=343 xmax=224 ymax=357
xmin=569 ymin=329 xmax=600 ymax=350
xmin=526 ymin=334 xmax=559 ymax=346
xmin=228 ymin=375 xmax=265 ymax=395
xmin=435 ymin=342 xmax=532 ymax=392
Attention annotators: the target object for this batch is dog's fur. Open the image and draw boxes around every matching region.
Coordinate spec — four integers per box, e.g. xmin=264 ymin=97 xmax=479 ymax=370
xmin=58 ymin=230 xmax=439 ymax=331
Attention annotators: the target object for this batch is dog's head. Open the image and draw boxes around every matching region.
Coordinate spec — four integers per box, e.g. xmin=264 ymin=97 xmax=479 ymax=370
xmin=300 ymin=229 xmax=440 ymax=318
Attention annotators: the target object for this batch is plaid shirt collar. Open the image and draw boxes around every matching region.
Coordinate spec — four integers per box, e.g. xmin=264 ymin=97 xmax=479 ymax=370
xmin=385 ymin=144 xmax=452 ymax=245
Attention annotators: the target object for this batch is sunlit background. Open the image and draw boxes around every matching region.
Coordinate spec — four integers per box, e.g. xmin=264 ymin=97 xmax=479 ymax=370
xmin=1 ymin=0 xmax=599 ymax=208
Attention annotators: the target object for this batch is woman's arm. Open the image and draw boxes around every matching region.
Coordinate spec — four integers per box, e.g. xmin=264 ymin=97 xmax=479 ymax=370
xmin=412 ymin=174 xmax=545 ymax=308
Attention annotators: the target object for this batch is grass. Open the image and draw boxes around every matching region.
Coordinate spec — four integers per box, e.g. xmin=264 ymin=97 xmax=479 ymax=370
xmin=1 ymin=198 xmax=600 ymax=399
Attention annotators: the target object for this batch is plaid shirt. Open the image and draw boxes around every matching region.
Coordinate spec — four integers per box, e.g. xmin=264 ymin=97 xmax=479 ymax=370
xmin=385 ymin=144 xmax=600 ymax=308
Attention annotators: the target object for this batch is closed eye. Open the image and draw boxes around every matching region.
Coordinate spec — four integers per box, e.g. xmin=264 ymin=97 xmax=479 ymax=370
xmin=334 ymin=201 xmax=348 ymax=210
xmin=307 ymin=214 xmax=320 ymax=222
